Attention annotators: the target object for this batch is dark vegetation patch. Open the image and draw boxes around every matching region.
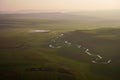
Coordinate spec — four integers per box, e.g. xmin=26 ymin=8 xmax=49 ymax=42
xmin=25 ymin=67 xmax=76 ymax=80
xmin=26 ymin=67 xmax=73 ymax=75
xmin=90 ymin=63 xmax=120 ymax=80
xmin=58 ymin=47 xmax=91 ymax=63
xmin=57 ymin=29 xmax=120 ymax=62
xmin=0 ymin=69 xmax=75 ymax=80
xmin=95 ymin=28 xmax=120 ymax=35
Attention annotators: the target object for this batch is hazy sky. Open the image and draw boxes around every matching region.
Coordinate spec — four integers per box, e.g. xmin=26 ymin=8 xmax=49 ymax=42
xmin=0 ymin=0 xmax=120 ymax=12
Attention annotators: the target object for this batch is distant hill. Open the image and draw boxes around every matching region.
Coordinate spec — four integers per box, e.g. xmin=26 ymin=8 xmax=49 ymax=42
xmin=70 ymin=10 xmax=120 ymax=20
xmin=0 ymin=12 xmax=97 ymax=20
xmin=0 ymin=9 xmax=120 ymax=20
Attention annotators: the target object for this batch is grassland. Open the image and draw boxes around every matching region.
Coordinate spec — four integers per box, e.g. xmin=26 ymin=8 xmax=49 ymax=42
xmin=0 ymin=12 xmax=120 ymax=80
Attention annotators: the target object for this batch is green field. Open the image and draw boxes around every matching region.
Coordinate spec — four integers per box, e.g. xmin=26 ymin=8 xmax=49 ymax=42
xmin=0 ymin=12 xmax=120 ymax=80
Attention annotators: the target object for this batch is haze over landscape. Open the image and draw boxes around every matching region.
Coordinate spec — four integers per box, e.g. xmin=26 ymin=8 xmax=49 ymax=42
xmin=0 ymin=0 xmax=120 ymax=12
